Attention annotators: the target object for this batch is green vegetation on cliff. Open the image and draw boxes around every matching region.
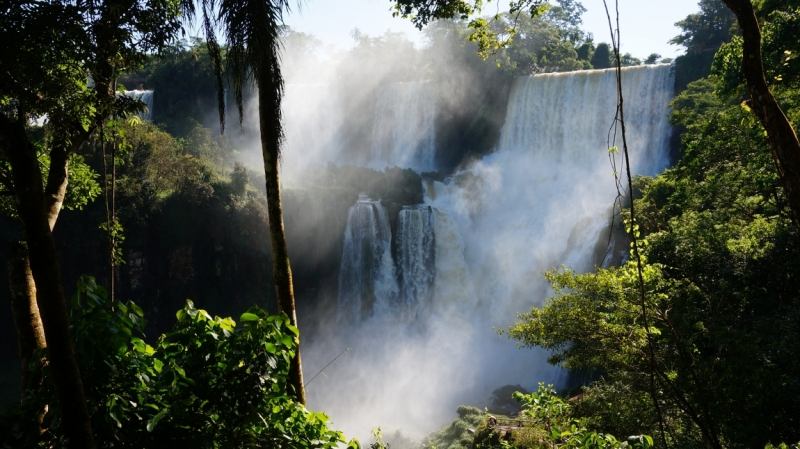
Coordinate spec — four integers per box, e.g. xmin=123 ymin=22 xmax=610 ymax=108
xmin=501 ymin=1 xmax=800 ymax=447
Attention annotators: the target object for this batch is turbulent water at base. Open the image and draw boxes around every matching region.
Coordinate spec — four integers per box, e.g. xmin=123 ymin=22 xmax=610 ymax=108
xmin=337 ymin=195 xmax=398 ymax=322
xmin=307 ymin=64 xmax=675 ymax=441
xmin=124 ymin=90 xmax=154 ymax=121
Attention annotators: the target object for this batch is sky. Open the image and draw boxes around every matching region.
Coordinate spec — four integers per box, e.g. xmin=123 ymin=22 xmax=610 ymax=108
xmin=284 ymin=0 xmax=701 ymax=60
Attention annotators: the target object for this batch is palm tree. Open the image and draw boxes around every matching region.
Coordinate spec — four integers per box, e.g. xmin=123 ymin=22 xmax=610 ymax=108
xmin=194 ymin=0 xmax=305 ymax=404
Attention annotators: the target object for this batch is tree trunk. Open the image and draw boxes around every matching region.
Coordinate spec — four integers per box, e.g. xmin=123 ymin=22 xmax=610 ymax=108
xmin=0 ymin=115 xmax=96 ymax=449
xmin=8 ymin=242 xmax=46 ymax=396
xmin=44 ymin=147 xmax=69 ymax=230
xmin=8 ymin=241 xmax=47 ymax=431
xmin=257 ymin=71 xmax=306 ymax=405
xmin=722 ymin=0 xmax=800 ymax=224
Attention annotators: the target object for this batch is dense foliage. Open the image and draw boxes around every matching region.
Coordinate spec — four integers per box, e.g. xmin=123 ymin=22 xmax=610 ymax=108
xmin=423 ymin=405 xmax=485 ymax=449
xmin=0 ymin=276 xmax=345 ymax=448
xmin=504 ymin=1 xmax=800 ymax=447
xmin=141 ymin=39 xmax=220 ymax=137
xmin=425 ymin=386 xmax=654 ymax=449
xmin=0 ymin=115 xmax=428 ymax=344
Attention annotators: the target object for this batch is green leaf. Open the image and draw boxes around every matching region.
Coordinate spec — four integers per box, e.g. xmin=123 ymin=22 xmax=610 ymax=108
xmin=130 ymin=302 xmax=144 ymax=317
xmin=131 ymin=337 xmax=146 ymax=353
xmin=264 ymin=342 xmax=278 ymax=354
xmin=147 ymin=407 xmax=168 ymax=432
xmin=240 ymin=312 xmax=260 ymax=322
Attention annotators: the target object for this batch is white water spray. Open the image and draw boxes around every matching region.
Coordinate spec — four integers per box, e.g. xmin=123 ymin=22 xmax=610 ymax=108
xmin=308 ymin=64 xmax=674 ymax=441
xmin=371 ymin=82 xmax=437 ymax=172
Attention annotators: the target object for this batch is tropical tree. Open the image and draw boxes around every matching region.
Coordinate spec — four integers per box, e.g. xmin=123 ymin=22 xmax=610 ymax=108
xmin=192 ymin=0 xmax=306 ymax=404
xmin=590 ymin=43 xmax=613 ymax=69
xmin=670 ymin=0 xmax=735 ymax=53
xmin=0 ymin=1 xmax=186 ymax=446
xmin=717 ymin=0 xmax=800 ymax=225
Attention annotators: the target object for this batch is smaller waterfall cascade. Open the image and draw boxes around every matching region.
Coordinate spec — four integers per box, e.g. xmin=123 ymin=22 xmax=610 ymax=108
xmin=371 ymin=82 xmax=436 ymax=172
xmin=124 ymin=90 xmax=154 ymax=120
xmin=396 ymin=206 xmax=436 ymax=314
xmin=338 ymin=199 xmax=476 ymax=322
xmin=337 ymin=195 xmax=398 ymax=322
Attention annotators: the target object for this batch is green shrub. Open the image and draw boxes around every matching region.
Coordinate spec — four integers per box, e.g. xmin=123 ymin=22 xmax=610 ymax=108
xmin=1 ymin=276 xmax=345 ymax=448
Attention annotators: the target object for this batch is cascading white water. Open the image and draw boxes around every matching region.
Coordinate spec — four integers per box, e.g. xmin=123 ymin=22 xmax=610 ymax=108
xmin=370 ymin=82 xmax=436 ymax=172
xmin=337 ymin=194 xmax=398 ymax=322
xmin=310 ymin=64 xmax=674 ymax=441
xmin=341 ymin=202 xmax=475 ymax=322
xmin=396 ymin=206 xmax=436 ymax=315
xmin=124 ymin=90 xmax=154 ymax=121
xmin=428 ymin=64 xmax=674 ymax=320
xmin=392 ymin=205 xmax=478 ymax=319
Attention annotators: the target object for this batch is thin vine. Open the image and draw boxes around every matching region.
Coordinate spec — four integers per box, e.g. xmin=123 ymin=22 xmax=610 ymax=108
xmin=601 ymin=1 xmax=669 ymax=447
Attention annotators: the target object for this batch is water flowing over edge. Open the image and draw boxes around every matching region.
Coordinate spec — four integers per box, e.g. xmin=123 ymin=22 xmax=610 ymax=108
xmin=309 ymin=64 xmax=675 ymax=441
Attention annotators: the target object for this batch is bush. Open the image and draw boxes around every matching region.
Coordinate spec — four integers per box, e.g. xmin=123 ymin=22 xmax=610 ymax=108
xmin=0 ymin=276 xmax=345 ymax=448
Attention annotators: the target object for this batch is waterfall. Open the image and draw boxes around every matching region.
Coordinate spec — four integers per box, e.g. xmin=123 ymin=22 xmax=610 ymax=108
xmin=335 ymin=65 xmax=674 ymax=322
xmin=342 ymin=201 xmax=475 ymax=322
xmin=371 ymin=82 xmax=436 ymax=172
xmin=124 ymin=90 xmax=154 ymax=120
xmin=337 ymin=194 xmax=398 ymax=322
xmin=312 ymin=65 xmax=675 ymax=440
xmin=396 ymin=205 xmax=436 ymax=316
xmin=428 ymin=64 xmax=674 ymax=320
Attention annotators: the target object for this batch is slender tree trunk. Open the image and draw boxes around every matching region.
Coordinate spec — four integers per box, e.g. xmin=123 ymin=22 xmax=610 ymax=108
xmin=722 ymin=0 xmax=800 ymax=224
xmin=44 ymin=147 xmax=69 ymax=231
xmin=257 ymin=71 xmax=306 ymax=405
xmin=8 ymin=242 xmax=46 ymax=396
xmin=8 ymin=242 xmax=47 ymax=431
xmin=0 ymin=115 xmax=96 ymax=449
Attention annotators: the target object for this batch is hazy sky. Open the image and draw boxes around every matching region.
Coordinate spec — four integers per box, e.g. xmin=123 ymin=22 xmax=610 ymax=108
xmin=284 ymin=0 xmax=702 ymax=60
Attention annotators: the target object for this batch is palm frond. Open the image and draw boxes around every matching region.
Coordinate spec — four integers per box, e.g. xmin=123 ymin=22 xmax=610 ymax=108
xmin=196 ymin=0 xmax=293 ymax=144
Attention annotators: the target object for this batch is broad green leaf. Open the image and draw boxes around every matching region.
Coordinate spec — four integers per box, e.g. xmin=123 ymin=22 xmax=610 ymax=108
xmin=240 ymin=312 xmax=260 ymax=322
xmin=147 ymin=407 xmax=168 ymax=432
